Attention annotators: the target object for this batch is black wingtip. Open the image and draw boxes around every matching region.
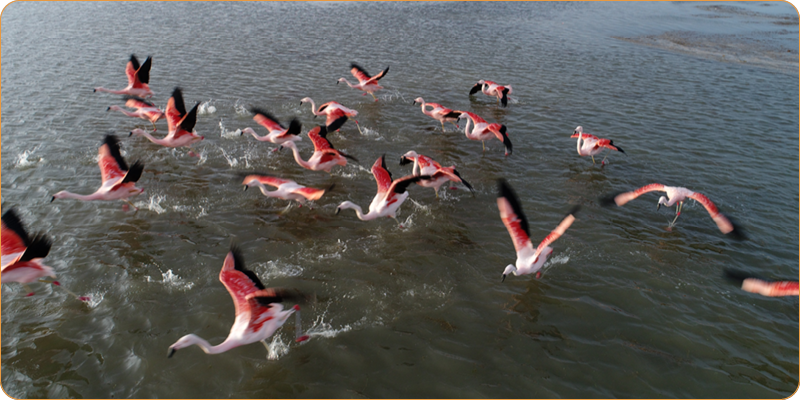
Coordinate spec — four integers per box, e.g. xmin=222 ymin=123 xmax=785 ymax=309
xmin=452 ymin=169 xmax=474 ymax=193
xmin=501 ymin=88 xmax=509 ymax=107
xmin=2 ymin=208 xmax=30 ymax=244
xmin=287 ymin=119 xmax=302 ymax=136
xmin=599 ymin=192 xmax=622 ymax=207
xmin=103 ymin=134 xmax=130 ymax=171
xmin=20 ymin=233 xmax=52 ymax=262
xmin=469 ymin=83 xmax=481 ymax=95
xmin=399 ymin=156 xmax=412 ymax=166
xmin=122 ymin=160 xmax=145 ymax=184
xmin=167 ymin=348 xmax=176 ymax=358
xmin=326 ymin=116 xmax=348 ymax=133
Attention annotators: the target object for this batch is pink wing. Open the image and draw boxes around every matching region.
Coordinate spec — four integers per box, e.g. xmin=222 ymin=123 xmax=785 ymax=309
xmin=219 ymin=249 xmax=264 ymax=317
xmin=613 ymin=183 xmax=666 ymax=206
xmin=570 ymin=132 xmax=600 ymax=141
xmin=125 ymin=58 xmax=137 ymax=87
xmin=253 ymin=111 xmax=284 ymax=133
xmin=416 ymin=154 xmax=440 ymax=170
xmin=165 ymin=93 xmax=183 ymax=133
xmin=125 ymin=97 xmax=156 ymax=110
xmin=497 ymin=180 xmax=532 ymax=253
xmin=242 ymin=174 xmax=291 ymax=188
xmin=532 ymin=210 xmax=578 ymax=261
xmin=459 ymin=111 xmax=487 ymax=124
xmin=244 ymin=290 xmax=282 ymax=334
xmin=742 ymin=279 xmax=799 ymax=297
xmin=290 ymin=186 xmax=327 ymax=201
xmin=372 ymin=156 xmax=393 ymax=194
xmin=97 ymin=141 xmax=126 ymax=184
xmin=687 ymin=192 xmax=735 ymax=234
xmin=1 ymin=219 xmax=26 ymax=268
xmin=308 ymin=126 xmax=333 ymax=151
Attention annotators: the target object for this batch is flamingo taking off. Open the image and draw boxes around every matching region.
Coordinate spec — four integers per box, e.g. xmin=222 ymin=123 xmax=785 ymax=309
xmin=242 ymin=173 xmax=330 ymax=207
xmin=412 ymin=98 xmax=461 ymax=131
xmin=168 ymin=246 xmax=309 ymax=358
xmin=497 ymin=179 xmax=579 ymax=281
xmin=469 ymin=80 xmax=512 ymax=107
xmin=336 ymin=155 xmax=430 ymax=225
xmin=241 ymin=108 xmax=302 ymax=152
xmin=724 ymin=269 xmax=799 ymax=297
xmin=571 ymin=126 xmax=625 ymax=165
xmin=94 ymin=55 xmax=154 ymax=98
xmin=399 ymin=150 xmax=474 ymax=198
xmin=280 ymin=126 xmax=358 ymax=173
xmin=2 ymin=209 xmax=88 ymax=300
xmin=130 ymin=88 xmax=204 ymax=152
xmin=52 ymin=135 xmax=145 ymax=209
xmin=300 ymin=97 xmax=359 ymax=133
xmin=108 ymin=96 xmax=165 ymax=131
xmin=338 ymin=63 xmax=390 ymax=102
xmin=600 ymin=183 xmax=744 ymax=238
xmin=457 ymin=111 xmax=513 ymax=156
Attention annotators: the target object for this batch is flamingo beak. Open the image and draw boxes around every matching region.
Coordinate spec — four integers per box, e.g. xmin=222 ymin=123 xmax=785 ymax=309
xmin=50 ymin=196 xmax=55 ymax=203
xmin=167 ymin=348 xmax=176 ymax=358
xmin=502 ymin=274 xmax=506 ymax=283
xmin=129 ymin=131 xmax=133 ymax=137
xmin=657 ymin=203 xmax=661 ymax=211
xmin=243 ymin=186 xmax=248 ymax=191
xmin=106 ymin=107 xmax=110 ymax=111
xmin=335 ymin=207 xmax=341 ymax=215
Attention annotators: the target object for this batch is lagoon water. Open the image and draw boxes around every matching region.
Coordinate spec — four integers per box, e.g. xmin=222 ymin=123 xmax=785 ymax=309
xmin=1 ymin=2 xmax=798 ymax=398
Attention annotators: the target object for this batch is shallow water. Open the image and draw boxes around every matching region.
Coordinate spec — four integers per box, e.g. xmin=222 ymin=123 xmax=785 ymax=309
xmin=1 ymin=2 xmax=798 ymax=398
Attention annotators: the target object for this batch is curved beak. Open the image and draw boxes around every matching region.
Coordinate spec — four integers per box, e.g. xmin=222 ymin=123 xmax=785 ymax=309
xmin=656 ymin=203 xmax=661 ymax=211
xmin=128 ymin=131 xmax=133 ymax=137
xmin=50 ymin=196 xmax=55 ymax=203
xmin=335 ymin=207 xmax=341 ymax=215
xmin=411 ymin=101 xmax=417 ymax=105
xmin=243 ymin=186 xmax=248 ymax=191
xmin=106 ymin=107 xmax=110 ymax=111
xmin=167 ymin=348 xmax=176 ymax=358
xmin=501 ymin=274 xmax=506 ymax=283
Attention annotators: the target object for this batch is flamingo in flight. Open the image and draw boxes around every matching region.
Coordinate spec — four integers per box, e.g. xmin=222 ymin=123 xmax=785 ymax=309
xmin=280 ymin=126 xmax=358 ymax=173
xmin=469 ymin=80 xmax=512 ymax=107
xmin=497 ymin=179 xmax=579 ymax=281
xmin=399 ymin=150 xmax=473 ymax=198
xmin=300 ymin=97 xmax=359 ymax=133
xmin=242 ymin=173 xmax=331 ymax=208
xmin=724 ymin=269 xmax=799 ymax=297
xmin=336 ymin=155 xmax=430 ymax=225
xmin=412 ymin=98 xmax=461 ymax=131
xmin=130 ymin=88 xmax=204 ymax=153
xmin=94 ymin=55 xmax=154 ymax=98
xmin=571 ymin=126 xmax=625 ymax=165
xmin=457 ymin=111 xmax=513 ymax=156
xmin=600 ymin=183 xmax=744 ymax=238
xmin=107 ymin=96 xmax=165 ymax=131
xmin=52 ymin=135 xmax=145 ymax=209
xmin=241 ymin=108 xmax=302 ymax=152
xmin=1 ymin=209 xmax=88 ymax=300
xmin=338 ymin=63 xmax=390 ymax=102
xmin=168 ymin=246 xmax=309 ymax=358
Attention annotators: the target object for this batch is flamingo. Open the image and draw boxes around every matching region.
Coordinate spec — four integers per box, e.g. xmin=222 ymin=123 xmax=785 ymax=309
xmin=469 ymin=80 xmax=512 ymax=107
xmin=399 ymin=150 xmax=474 ymax=198
xmin=94 ymin=55 xmax=154 ymax=98
xmin=107 ymin=96 xmax=165 ymax=131
xmin=456 ymin=111 xmax=513 ymax=155
xmin=299 ymin=97 xmax=359 ymax=133
xmin=1 ymin=209 xmax=89 ymax=300
xmin=724 ymin=269 xmax=799 ymax=297
xmin=242 ymin=173 xmax=330 ymax=208
xmin=336 ymin=155 xmax=430 ymax=225
xmin=168 ymin=246 xmax=309 ymax=358
xmin=571 ymin=126 xmax=625 ymax=165
xmin=130 ymin=88 xmax=204 ymax=153
xmin=337 ymin=63 xmax=390 ymax=101
xmin=52 ymin=135 xmax=145 ymax=209
xmin=412 ymin=98 xmax=461 ymax=131
xmin=240 ymin=108 xmax=302 ymax=152
xmin=600 ymin=183 xmax=743 ymax=238
xmin=497 ymin=179 xmax=579 ymax=281
xmin=280 ymin=126 xmax=358 ymax=173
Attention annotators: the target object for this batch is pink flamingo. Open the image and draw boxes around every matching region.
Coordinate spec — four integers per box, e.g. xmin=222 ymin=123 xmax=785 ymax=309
xmin=337 ymin=63 xmax=390 ymax=101
xmin=240 ymin=108 xmax=302 ymax=152
xmin=469 ymin=80 xmax=512 ymax=107
xmin=571 ymin=126 xmax=625 ymax=165
xmin=412 ymin=97 xmax=461 ymax=131
xmin=130 ymin=88 xmax=204 ymax=152
xmin=336 ymin=155 xmax=430 ymax=225
xmin=497 ymin=179 xmax=579 ymax=281
xmin=168 ymin=246 xmax=308 ymax=358
xmin=107 ymin=96 xmax=165 ymax=131
xmin=399 ymin=150 xmax=473 ymax=198
xmin=601 ymin=183 xmax=743 ymax=238
xmin=300 ymin=97 xmax=359 ymax=132
xmin=280 ymin=126 xmax=358 ymax=173
xmin=2 ymin=209 xmax=88 ymax=300
xmin=456 ymin=111 xmax=513 ymax=155
xmin=94 ymin=55 xmax=154 ymax=98
xmin=242 ymin=174 xmax=330 ymax=208
xmin=724 ymin=269 xmax=799 ymax=297
xmin=52 ymin=135 xmax=144 ymax=209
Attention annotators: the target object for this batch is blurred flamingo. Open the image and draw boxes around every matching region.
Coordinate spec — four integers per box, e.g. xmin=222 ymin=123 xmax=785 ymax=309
xmin=94 ymin=55 xmax=154 ymax=98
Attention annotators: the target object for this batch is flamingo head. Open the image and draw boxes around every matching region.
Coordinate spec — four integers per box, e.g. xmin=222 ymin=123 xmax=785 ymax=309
xmin=299 ymin=97 xmax=312 ymax=105
xmin=412 ymin=97 xmax=424 ymax=105
xmin=502 ymin=265 xmax=517 ymax=282
xmin=167 ymin=334 xmax=201 ymax=358
xmin=129 ymin=128 xmax=147 ymax=137
xmin=241 ymin=176 xmax=259 ymax=191
xmin=241 ymin=127 xmax=255 ymax=137
xmin=573 ymin=126 xmax=583 ymax=135
xmin=336 ymin=78 xmax=347 ymax=85
xmin=657 ymin=196 xmax=669 ymax=211
xmin=51 ymin=191 xmax=68 ymax=202
xmin=399 ymin=151 xmax=419 ymax=165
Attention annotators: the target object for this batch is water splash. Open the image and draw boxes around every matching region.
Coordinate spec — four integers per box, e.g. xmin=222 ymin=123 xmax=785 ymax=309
xmin=136 ymin=194 xmax=167 ymax=214
xmin=219 ymin=148 xmax=239 ymax=168
xmin=304 ymin=314 xmax=356 ymax=339
xmin=219 ymin=119 xmax=242 ymax=139
xmin=198 ymin=100 xmax=217 ymax=115
xmin=358 ymin=126 xmax=382 ymax=138
xmin=266 ymin=334 xmax=290 ymax=360
xmin=84 ymin=290 xmax=105 ymax=309
xmin=234 ymin=100 xmax=249 ymax=116
xmin=146 ymin=269 xmax=195 ymax=290
xmin=252 ymin=260 xmax=304 ymax=280
xmin=14 ymin=149 xmax=44 ymax=169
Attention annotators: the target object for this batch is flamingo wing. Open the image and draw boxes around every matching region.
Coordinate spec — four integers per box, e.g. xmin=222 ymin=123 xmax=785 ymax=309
xmin=171 ymin=103 xmax=199 ymax=139
xmin=251 ymin=108 xmax=285 ymax=132
xmin=1 ymin=209 xmax=51 ymax=269
xmin=135 ymin=56 xmax=151 ymax=86
xmin=242 ymin=174 xmax=292 ymax=188
xmin=165 ymin=87 xmax=187 ymax=132
xmin=531 ymin=207 xmax=579 ymax=261
xmin=389 ymin=174 xmax=430 ymax=195
xmin=277 ymin=119 xmax=302 ymax=138
xmin=687 ymin=192 xmax=738 ymax=236
xmin=98 ymin=135 xmax=129 ymax=184
xmin=125 ymin=55 xmax=141 ymax=86
xmin=365 ymin=65 xmax=389 ymax=84
xmin=434 ymin=167 xmax=474 ymax=192
xmin=496 ymin=179 xmax=533 ymax=253
xmin=219 ymin=247 xmax=266 ymax=317
xmin=350 ymin=63 xmax=373 ymax=84
xmin=460 ymin=111 xmax=487 ymax=124
xmin=124 ymin=96 xmax=157 ymax=110
xmin=469 ymin=83 xmax=482 ymax=95
xmin=601 ymin=183 xmax=667 ymax=207
xmin=570 ymin=132 xmax=600 ymax=142
xmin=725 ymin=269 xmax=799 ymax=297
xmin=372 ymin=155 xmax=394 ymax=194
xmin=308 ymin=126 xmax=333 ymax=151
xmin=290 ymin=186 xmax=327 ymax=201
xmin=594 ymin=138 xmax=625 ymax=153
xmin=488 ymin=124 xmax=513 ymax=156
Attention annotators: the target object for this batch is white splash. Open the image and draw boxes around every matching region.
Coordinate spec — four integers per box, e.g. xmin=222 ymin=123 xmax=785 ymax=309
xmin=543 ymin=254 xmax=571 ymax=271
xmin=303 ymin=314 xmax=355 ymax=339
xmin=234 ymin=100 xmax=249 ymax=116
xmin=219 ymin=119 xmax=242 ymax=139
xmin=253 ymin=260 xmax=303 ymax=280
xmin=84 ymin=290 xmax=105 ymax=309
xmin=146 ymin=269 xmax=195 ymax=290
xmin=15 ymin=146 xmax=44 ymax=169
xmin=358 ymin=126 xmax=382 ymax=138
xmin=266 ymin=334 xmax=290 ymax=360
xmin=198 ymin=100 xmax=217 ymax=115
xmin=136 ymin=194 xmax=167 ymax=214
xmin=219 ymin=148 xmax=239 ymax=168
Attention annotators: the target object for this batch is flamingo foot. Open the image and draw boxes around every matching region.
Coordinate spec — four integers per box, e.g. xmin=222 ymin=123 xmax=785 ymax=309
xmin=271 ymin=147 xmax=280 ymax=153
xmin=122 ymin=204 xmax=130 ymax=212
xmin=188 ymin=151 xmax=200 ymax=158
xmin=26 ymin=292 xmax=35 ymax=297
xmin=449 ymin=186 xmax=458 ymax=190
xmin=536 ymin=272 xmax=542 ymax=279
xmin=296 ymin=335 xmax=310 ymax=343
xmin=78 ymin=296 xmax=90 ymax=302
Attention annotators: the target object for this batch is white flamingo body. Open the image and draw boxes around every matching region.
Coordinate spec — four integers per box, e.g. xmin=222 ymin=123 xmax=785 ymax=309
xmin=457 ymin=111 xmax=513 ymax=155
xmin=571 ymin=126 xmax=624 ymax=165
xmin=400 ymin=151 xmax=473 ymax=197
xmin=469 ymin=79 xmax=513 ymax=106
xmin=300 ymin=97 xmax=358 ymax=132
xmin=338 ymin=63 xmax=389 ymax=101
xmin=412 ymin=98 xmax=461 ymax=130
xmin=242 ymin=174 xmax=327 ymax=205
xmin=280 ymin=126 xmax=357 ymax=173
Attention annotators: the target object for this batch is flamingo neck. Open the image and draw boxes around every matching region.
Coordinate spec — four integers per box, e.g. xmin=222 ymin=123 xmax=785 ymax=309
xmin=243 ymin=128 xmax=266 ymax=140
xmin=463 ymin=118 xmax=474 ymax=137
xmin=339 ymin=201 xmax=380 ymax=221
xmin=284 ymin=143 xmax=313 ymax=169
xmin=412 ymin=157 xmax=421 ymax=176
xmin=181 ymin=334 xmax=240 ymax=355
xmin=305 ymin=99 xmax=324 ymax=116
xmin=576 ymin=130 xmax=584 ymax=155
xmin=252 ymin=182 xmax=279 ymax=198
xmin=94 ymin=87 xmax=126 ymax=95
xmin=53 ymin=191 xmax=106 ymax=201
xmin=340 ymin=78 xmax=358 ymax=88
xmin=134 ymin=130 xmax=170 ymax=146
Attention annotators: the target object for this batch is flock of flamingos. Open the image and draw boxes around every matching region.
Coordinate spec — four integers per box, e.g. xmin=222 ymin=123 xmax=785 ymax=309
xmin=2 ymin=54 xmax=797 ymax=359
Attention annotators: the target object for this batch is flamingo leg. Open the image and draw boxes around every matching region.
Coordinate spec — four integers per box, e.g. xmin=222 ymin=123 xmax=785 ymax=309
xmin=370 ymin=93 xmax=378 ymax=102
xmin=279 ymin=203 xmax=293 ymax=215
xmin=670 ymin=201 xmax=683 ymax=227
xmin=37 ymin=279 xmax=88 ymax=301
xmin=351 ymin=118 xmax=364 ymax=135
xmin=261 ymin=340 xmax=271 ymax=352
xmin=23 ymin=284 xmax=34 ymax=297
xmin=591 ymin=155 xmax=596 ymax=165
xmin=601 ymin=155 xmax=608 ymax=165
xmin=391 ymin=215 xmax=404 ymax=228
xmin=151 ymin=121 xmax=157 ymax=131
xmin=441 ymin=121 xmax=445 ymax=131
xmin=124 ymin=199 xmax=139 ymax=211
xmin=482 ymin=141 xmax=486 ymax=152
